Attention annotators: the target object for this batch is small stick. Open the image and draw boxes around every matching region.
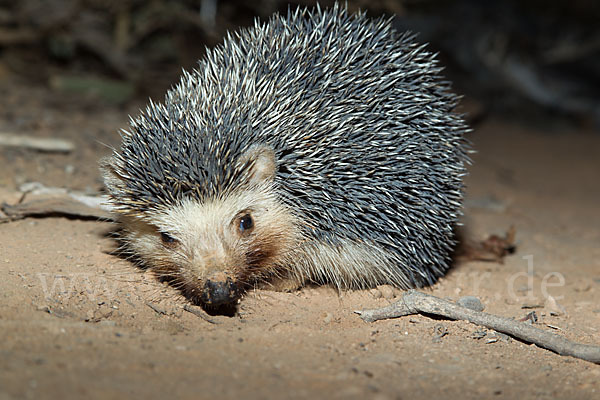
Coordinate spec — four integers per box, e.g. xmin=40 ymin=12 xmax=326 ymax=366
xmin=1 ymin=195 xmax=113 ymax=222
xmin=356 ymin=290 xmax=600 ymax=364
xmin=183 ymin=304 xmax=219 ymax=324
xmin=1 ymin=184 xmax=114 ymax=222
xmin=0 ymin=133 xmax=74 ymax=152
xmin=145 ymin=301 xmax=168 ymax=315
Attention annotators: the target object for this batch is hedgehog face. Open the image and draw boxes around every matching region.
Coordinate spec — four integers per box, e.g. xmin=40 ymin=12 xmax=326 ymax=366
xmin=109 ymin=146 xmax=300 ymax=307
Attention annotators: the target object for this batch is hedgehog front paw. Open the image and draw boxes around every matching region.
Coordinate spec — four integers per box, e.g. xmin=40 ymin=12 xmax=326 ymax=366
xmin=263 ymin=274 xmax=305 ymax=293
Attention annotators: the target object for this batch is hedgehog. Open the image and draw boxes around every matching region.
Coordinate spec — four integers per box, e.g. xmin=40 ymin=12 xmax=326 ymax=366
xmin=101 ymin=3 xmax=469 ymax=308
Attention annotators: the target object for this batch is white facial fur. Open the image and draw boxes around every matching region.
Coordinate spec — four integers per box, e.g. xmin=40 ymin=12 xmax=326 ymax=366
xmin=119 ymin=184 xmax=300 ymax=297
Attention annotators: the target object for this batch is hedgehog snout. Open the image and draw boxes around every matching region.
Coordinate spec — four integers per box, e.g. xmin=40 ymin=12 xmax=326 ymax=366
xmin=200 ymin=275 xmax=240 ymax=306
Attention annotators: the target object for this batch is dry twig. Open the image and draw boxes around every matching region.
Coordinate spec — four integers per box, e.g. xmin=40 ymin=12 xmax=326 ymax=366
xmin=183 ymin=304 xmax=219 ymax=324
xmin=0 ymin=133 xmax=74 ymax=152
xmin=356 ymin=290 xmax=600 ymax=365
xmin=1 ymin=194 xmax=112 ymax=222
xmin=456 ymin=225 xmax=516 ymax=263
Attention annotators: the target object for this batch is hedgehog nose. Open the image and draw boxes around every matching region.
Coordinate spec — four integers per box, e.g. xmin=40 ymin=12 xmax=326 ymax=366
xmin=200 ymin=277 xmax=240 ymax=306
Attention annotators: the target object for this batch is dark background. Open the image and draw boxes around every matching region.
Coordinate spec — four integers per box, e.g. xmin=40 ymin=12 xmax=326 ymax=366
xmin=1 ymin=0 xmax=599 ymax=130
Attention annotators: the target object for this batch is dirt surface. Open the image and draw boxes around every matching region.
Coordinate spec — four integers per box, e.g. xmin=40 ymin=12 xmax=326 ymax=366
xmin=1 ymin=77 xmax=599 ymax=400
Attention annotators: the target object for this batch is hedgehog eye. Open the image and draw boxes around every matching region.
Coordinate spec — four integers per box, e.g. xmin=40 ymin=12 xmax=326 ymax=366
xmin=160 ymin=232 xmax=179 ymax=247
xmin=239 ymin=214 xmax=254 ymax=233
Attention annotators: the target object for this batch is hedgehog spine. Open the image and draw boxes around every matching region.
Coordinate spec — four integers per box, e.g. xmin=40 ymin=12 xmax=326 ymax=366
xmin=102 ymin=3 xmax=468 ymax=306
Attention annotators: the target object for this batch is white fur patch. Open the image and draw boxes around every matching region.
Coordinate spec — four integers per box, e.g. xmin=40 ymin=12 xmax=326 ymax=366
xmin=119 ymin=184 xmax=300 ymax=286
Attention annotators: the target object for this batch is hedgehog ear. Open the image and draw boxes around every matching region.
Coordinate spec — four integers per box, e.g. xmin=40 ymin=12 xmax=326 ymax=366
xmin=239 ymin=144 xmax=276 ymax=185
xmin=100 ymin=157 xmax=125 ymax=192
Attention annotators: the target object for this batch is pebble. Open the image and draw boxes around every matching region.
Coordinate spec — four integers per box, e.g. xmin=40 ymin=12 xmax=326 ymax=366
xmin=457 ymin=296 xmax=484 ymax=312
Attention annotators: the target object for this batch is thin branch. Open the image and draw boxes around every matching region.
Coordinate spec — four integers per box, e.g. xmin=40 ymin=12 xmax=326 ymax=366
xmin=1 ymin=194 xmax=113 ymax=222
xmin=183 ymin=304 xmax=219 ymax=324
xmin=0 ymin=133 xmax=74 ymax=152
xmin=356 ymin=290 xmax=600 ymax=365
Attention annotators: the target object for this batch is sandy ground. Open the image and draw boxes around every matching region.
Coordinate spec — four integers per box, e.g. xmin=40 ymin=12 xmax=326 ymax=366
xmin=0 ymin=78 xmax=599 ymax=400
